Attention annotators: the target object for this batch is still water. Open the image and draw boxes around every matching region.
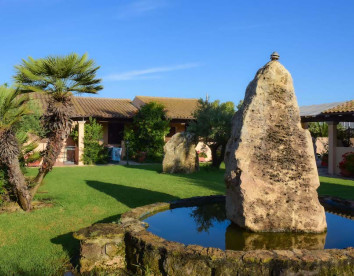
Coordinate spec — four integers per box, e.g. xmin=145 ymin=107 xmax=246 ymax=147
xmin=143 ymin=202 xmax=354 ymax=250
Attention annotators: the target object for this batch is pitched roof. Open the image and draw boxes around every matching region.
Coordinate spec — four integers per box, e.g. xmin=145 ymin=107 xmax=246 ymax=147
xmin=73 ymin=97 xmax=138 ymax=118
xmin=322 ymin=100 xmax=354 ymax=114
xmin=299 ymin=102 xmax=345 ymax=117
xmin=29 ymin=93 xmax=138 ymax=119
xmin=132 ymin=96 xmax=199 ymax=119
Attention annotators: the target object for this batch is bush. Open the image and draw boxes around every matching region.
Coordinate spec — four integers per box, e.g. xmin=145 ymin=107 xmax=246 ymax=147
xmin=124 ymin=102 xmax=170 ymax=163
xmin=339 ymin=152 xmax=354 ymax=177
xmin=0 ymin=99 xmax=43 ymax=206
xmin=82 ymin=118 xmax=109 ymax=165
xmin=0 ymin=166 xmax=8 ymax=205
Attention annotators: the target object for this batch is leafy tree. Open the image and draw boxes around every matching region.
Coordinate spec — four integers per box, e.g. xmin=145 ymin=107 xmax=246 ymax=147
xmin=188 ymin=99 xmax=235 ymax=168
xmin=124 ymin=102 xmax=170 ymax=162
xmin=0 ymin=86 xmax=32 ymax=210
xmin=14 ymin=53 xmax=103 ymax=186
xmin=72 ymin=118 xmax=109 ymax=164
xmin=308 ymin=122 xmax=328 ymax=138
xmin=308 ymin=122 xmax=353 ymax=147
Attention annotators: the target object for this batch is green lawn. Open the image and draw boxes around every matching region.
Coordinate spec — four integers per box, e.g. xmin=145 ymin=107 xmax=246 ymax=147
xmin=0 ymin=164 xmax=353 ymax=275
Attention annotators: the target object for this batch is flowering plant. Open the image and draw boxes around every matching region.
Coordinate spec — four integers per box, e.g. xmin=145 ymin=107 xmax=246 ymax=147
xmin=321 ymin=153 xmax=328 ymax=167
xmin=339 ymin=152 xmax=354 ymax=177
xmin=197 ymin=151 xmax=208 ymax=158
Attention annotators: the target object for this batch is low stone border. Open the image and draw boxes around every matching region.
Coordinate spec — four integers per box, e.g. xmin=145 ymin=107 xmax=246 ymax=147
xmin=74 ymin=195 xmax=354 ymax=275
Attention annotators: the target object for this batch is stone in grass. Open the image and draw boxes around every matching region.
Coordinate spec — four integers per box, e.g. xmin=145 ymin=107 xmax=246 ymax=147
xmin=163 ymin=132 xmax=199 ymax=174
xmin=224 ymin=53 xmax=327 ymax=233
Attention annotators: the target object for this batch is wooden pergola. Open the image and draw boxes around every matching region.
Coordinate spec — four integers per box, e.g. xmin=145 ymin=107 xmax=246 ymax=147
xmin=300 ymin=100 xmax=354 ymax=175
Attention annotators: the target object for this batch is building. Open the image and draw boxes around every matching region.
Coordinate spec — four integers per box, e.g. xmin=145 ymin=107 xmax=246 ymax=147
xmin=30 ymin=93 xmax=200 ymax=165
xmin=31 ymin=93 xmax=354 ymax=175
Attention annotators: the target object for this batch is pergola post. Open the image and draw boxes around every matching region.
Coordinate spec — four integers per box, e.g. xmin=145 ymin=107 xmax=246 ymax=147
xmin=327 ymin=121 xmax=338 ymax=175
xmin=78 ymin=120 xmax=85 ymax=166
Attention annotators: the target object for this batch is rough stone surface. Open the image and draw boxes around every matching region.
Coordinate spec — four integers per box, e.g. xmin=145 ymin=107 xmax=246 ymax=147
xmin=74 ymin=196 xmax=354 ymax=276
xmin=163 ymin=132 xmax=199 ymax=174
xmin=224 ymin=60 xmax=327 ymax=233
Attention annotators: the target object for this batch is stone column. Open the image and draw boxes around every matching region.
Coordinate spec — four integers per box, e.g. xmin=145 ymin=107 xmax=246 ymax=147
xmin=327 ymin=121 xmax=338 ymax=175
xmin=78 ymin=121 xmax=85 ymax=166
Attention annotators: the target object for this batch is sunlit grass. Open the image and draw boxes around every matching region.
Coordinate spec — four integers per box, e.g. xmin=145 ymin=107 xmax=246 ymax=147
xmin=0 ymin=164 xmax=352 ymax=275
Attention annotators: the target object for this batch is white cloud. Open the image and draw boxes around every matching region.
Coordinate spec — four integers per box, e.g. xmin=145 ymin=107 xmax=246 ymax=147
xmin=105 ymin=63 xmax=201 ymax=81
xmin=117 ymin=0 xmax=168 ymax=19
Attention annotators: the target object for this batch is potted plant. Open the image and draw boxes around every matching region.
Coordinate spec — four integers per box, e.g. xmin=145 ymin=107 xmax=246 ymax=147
xmin=321 ymin=153 xmax=328 ymax=167
xmin=198 ymin=151 xmax=208 ymax=162
xmin=339 ymin=152 xmax=354 ymax=177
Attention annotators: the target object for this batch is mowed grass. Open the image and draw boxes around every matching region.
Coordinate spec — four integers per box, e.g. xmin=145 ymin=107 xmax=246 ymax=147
xmin=0 ymin=164 xmax=353 ymax=275
xmin=0 ymin=164 xmax=225 ymax=275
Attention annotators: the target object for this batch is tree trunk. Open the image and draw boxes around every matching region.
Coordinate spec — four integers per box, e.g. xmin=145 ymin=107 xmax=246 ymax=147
xmin=33 ymin=96 xmax=73 ymax=187
xmin=210 ymin=144 xmax=226 ymax=169
xmin=0 ymin=130 xmax=32 ymax=211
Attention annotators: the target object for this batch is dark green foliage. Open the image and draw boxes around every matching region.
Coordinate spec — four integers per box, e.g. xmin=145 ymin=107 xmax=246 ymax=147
xmin=308 ymin=122 xmax=328 ymax=138
xmin=124 ymin=102 xmax=170 ymax=162
xmin=308 ymin=122 xmax=353 ymax=147
xmin=188 ymin=99 xmax=235 ymax=168
xmin=339 ymin=152 xmax=354 ymax=175
xmin=82 ymin=118 xmax=109 ymax=165
xmin=16 ymin=100 xmax=47 ymax=139
xmin=0 ymin=166 xmax=9 ymax=205
xmin=0 ymin=92 xmax=43 ymax=205
xmin=14 ymin=53 xmax=103 ymax=97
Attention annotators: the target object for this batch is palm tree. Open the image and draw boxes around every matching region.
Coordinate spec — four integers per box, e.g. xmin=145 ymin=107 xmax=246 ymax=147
xmin=14 ymin=53 xmax=103 ymax=185
xmin=0 ymin=86 xmax=32 ymax=211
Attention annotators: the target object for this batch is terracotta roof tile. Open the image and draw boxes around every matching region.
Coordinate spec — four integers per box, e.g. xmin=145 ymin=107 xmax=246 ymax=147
xmin=322 ymin=100 xmax=354 ymax=114
xmin=133 ymin=96 xmax=199 ymax=119
xmin=74 ymin=97 xmax=138 ymax=118
xmin=29 ymin=93 xmax=138 ymax=119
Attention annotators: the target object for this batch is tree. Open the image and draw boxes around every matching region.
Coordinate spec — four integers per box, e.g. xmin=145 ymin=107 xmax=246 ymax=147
xmin=14 ymin=53 xmax=103 ymax=186
xmin=124 ymin=102 xmax=170 ymax=162
xmin=188 ymin=99 xmax=235 ymax=168
xmin=0 ymin=86 xmax=32 ymax=210
xmin=71 ymin=118 xmax=109 ymax=164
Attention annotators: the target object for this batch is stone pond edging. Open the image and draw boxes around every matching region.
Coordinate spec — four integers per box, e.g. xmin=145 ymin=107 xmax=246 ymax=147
xmin=74 ymin=195 xmax=354 ymax=276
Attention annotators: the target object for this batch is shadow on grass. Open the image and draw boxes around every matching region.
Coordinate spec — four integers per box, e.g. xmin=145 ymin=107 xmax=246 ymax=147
xmin=51 ymin=232 xmax=80 ymax=272
xmin=51 ymin=181 xmax=180 ymax=271
xmin=318 ymin=181 xmax=354 ymax=200
xmin=125 ymin=163 xmax=226 ymax=194
xmin=86 ymin=180 xmax=180 ymax=208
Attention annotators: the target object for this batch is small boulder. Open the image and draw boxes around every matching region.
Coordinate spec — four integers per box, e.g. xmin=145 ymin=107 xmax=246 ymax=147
xmin=163 ymin=132 xmax=199 ymax=174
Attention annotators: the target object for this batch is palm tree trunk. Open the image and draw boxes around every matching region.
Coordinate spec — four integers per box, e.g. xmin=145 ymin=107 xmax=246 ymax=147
xmin=33 ymin=96 xmax=73 ymax=186
xmin=0 ymin=130 xmax=32 ymax=211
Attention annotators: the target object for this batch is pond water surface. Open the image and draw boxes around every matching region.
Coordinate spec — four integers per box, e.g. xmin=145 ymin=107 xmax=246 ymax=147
xmin=143 ymin=202 xmax=354 ymax=251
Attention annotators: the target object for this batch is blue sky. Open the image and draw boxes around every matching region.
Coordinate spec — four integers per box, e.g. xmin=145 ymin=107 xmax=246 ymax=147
xmin=1 ymin=0 xmax=353 ymax=106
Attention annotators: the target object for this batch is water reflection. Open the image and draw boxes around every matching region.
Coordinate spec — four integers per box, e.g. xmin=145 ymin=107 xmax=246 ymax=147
xmin=144 ymin=202 xmax=353 ymax=251
xmin=225 ymin=224 xmax=326 ymax=250
xmin=190 ymin=203 xmax=226 ymax=232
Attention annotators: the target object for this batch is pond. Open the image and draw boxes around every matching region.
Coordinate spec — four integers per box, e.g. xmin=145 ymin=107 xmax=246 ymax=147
xmin=143 ymin=202 xmax=354 ymax=251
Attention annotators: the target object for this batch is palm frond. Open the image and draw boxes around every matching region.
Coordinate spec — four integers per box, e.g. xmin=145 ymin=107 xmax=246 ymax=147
xmin=13 ymin=53 xmax=103 ymax=97
xmin=0 ymin=86 xmax=30 ymax=131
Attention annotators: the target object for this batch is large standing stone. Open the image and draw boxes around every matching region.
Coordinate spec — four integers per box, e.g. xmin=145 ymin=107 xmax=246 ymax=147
xmin=163 ymin=132 xmax=199 ymax=174
xmin=224 ymin=54 xmax=327 ymax=233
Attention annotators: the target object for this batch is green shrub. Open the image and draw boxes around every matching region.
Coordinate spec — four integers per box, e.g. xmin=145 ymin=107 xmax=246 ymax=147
xmin=0 ymin=98 xmax=44 ymax=206
xmin=0 ymin=166 xmax=8 ymax=205
xmin=124 ymin=102 xmax=170 ymax=163
xmin=339 ymin=152 xmax=354 ymax=176
xmin=82 ymin=118 xmax=109 ymax=165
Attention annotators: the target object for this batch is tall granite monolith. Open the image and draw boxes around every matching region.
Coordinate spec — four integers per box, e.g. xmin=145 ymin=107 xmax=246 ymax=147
xmin=224 ymin=53 xmax=327 ymax=233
